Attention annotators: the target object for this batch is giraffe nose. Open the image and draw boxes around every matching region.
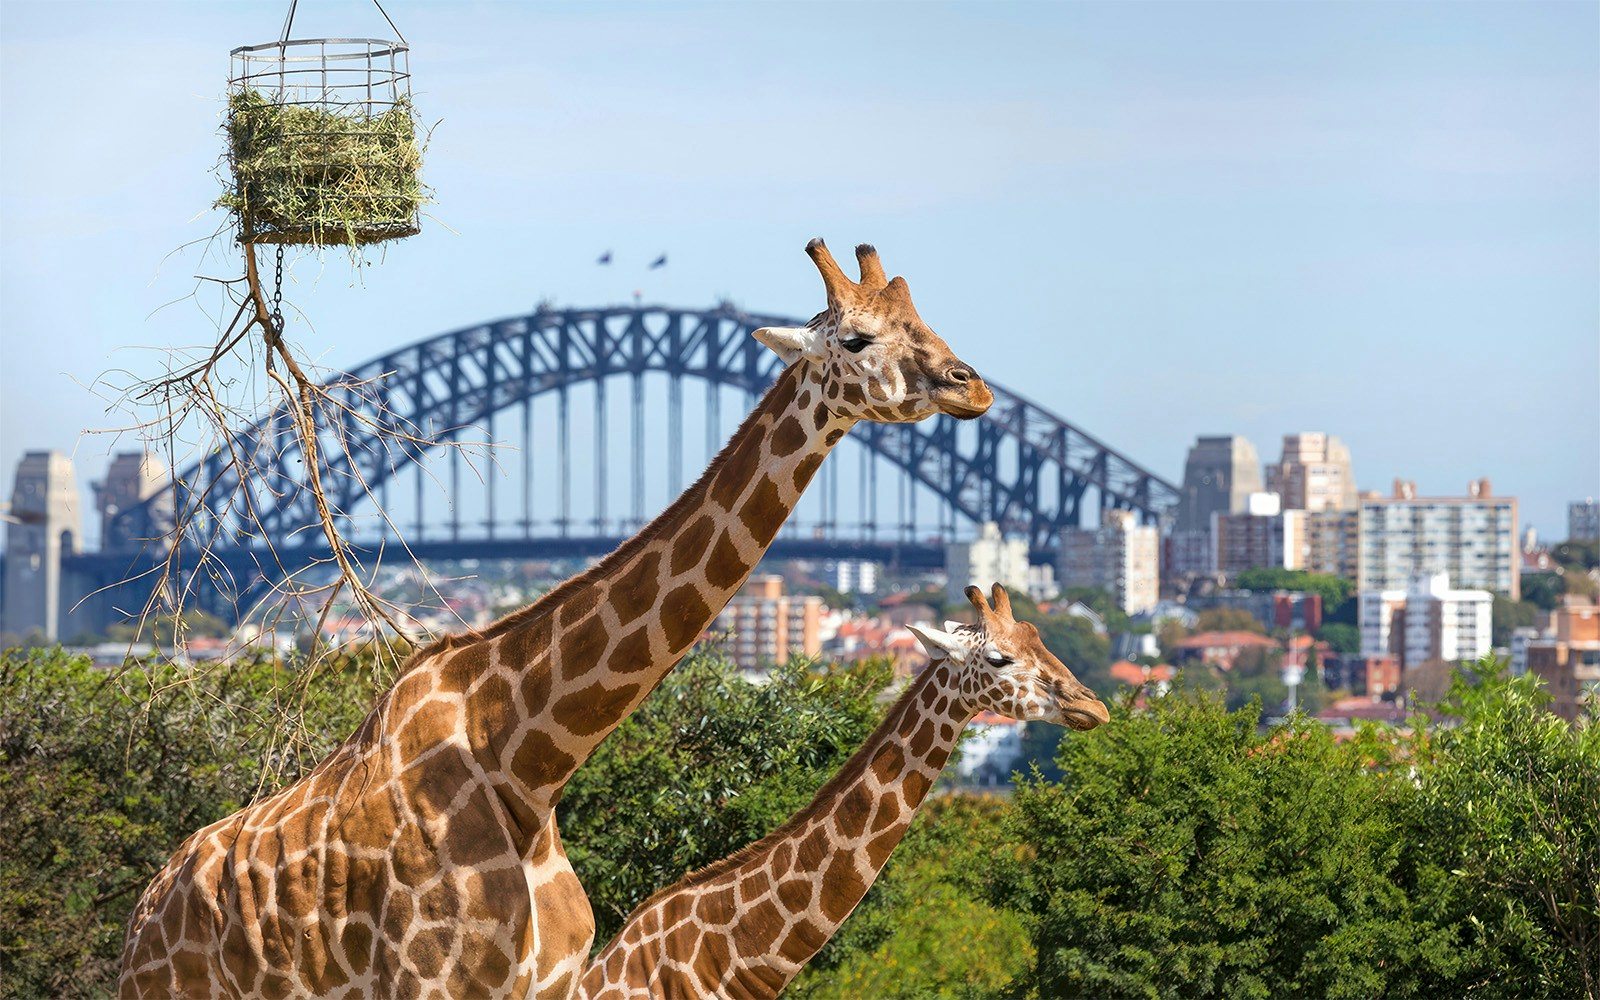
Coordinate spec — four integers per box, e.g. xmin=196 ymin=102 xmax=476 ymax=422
xmin=945 ymin=364 xmax=975 ymax=385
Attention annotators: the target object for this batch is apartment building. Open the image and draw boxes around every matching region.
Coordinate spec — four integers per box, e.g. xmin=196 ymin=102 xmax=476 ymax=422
xmin=1358 ymin=478 xmax=1519 ymax=599
xmin=1059 ymin=510 xmax=1160 ymax=614
xmin=946 ymin=521 xmax=1031 ymax=603
xmin=1523 ymin=604 xmax=1600 ymax=720
xmin=1211 ymin=492 xmax=1306 ymax=578
xmin=1359 ymin=572 xmax=1492 ymax=668
xmin=714 ymin=575 xmax=823 ymax=670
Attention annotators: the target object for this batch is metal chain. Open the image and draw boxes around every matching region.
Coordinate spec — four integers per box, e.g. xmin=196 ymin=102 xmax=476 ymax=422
xmin=271 ymin=245 xmax=285 ymax=336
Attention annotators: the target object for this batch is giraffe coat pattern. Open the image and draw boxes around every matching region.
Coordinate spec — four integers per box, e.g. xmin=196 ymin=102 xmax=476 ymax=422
xmin=117 ymin=241 xmax=994 ymax=999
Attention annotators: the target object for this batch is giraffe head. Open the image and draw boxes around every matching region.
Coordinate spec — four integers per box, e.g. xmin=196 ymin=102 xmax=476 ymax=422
xmin=752 ymin=239 xmax=994 ymax=422
xmin=908 ymin=584 xmax=1110 ymax=731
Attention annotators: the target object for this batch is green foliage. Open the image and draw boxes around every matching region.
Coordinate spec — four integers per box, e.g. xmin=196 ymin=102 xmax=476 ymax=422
xmin=558 ymin=653 xmax=892 ymax=945
xmin=1492 ymin=595 xmax=1540 ymax=646
xmin=791 ymin=795 xmax=1031 ymax=999
xmin=982 ymin=685 xmax=1442 ymax=999
xmin=1233 ymin=568 xmax=1356 ymax=617
xmin=0 ymin=647 xmax=386 ymax=997
xmin=1314 ymin=621 xmax=1360 ymax=654
xmin=1401 ymin=659 xmax=1600 ymax=997
xmin=1551 ymin=539 xmax=1599 ymax=572
xmin=1194 ymin=607 xmax=1265 ymax=635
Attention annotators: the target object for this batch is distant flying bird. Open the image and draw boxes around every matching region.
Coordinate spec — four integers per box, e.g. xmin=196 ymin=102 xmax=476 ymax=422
xmin=649 ymin=254 xmax=667 ymax=269
xmin=597 ymin=251 xmax=613 ymax=265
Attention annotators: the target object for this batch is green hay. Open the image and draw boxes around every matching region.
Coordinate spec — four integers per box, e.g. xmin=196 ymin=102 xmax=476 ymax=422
xmin=220 ymin=88 xmax=426 ymax=247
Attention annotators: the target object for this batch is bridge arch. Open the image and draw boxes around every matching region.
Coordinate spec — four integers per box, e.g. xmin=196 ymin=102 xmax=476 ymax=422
xmin=115 ymin=304 xmax=1178 ymax=557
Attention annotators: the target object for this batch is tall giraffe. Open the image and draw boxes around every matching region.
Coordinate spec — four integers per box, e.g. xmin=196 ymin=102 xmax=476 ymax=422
xmin=576 ymin=584 xmax=1109 ymax=999
xmin=118 ymin=239 xmax=994 ymax=1000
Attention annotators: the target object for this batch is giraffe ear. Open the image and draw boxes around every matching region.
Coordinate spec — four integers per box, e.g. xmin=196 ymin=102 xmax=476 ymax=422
xmin=752 ymin=326 xmax=823 ymax=365
xmin=907 ymin=624 xmax=966 ymax=661
xmin=943 ymin=619 xmax=965 ymax=633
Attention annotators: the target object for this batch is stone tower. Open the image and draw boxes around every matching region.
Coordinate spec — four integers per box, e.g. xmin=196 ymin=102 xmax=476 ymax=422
xmin=96 ymin=451 xmax=172 ymax=551
xmin=3 ymin=451 xmax=82 ymax=641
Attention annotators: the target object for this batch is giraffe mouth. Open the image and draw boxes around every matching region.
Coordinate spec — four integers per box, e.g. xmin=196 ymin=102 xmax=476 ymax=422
xmin=1058 ymin=698 xmax=1110 ymax=731
xmin=932 ymin=380 xmax=993 ymax=420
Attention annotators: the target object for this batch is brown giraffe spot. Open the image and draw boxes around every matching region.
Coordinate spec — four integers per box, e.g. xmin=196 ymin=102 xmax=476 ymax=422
xmin=612 ymin=550 xmax=664 ymax=622
xmin=552 ymin=680 xmax=642 ymax=737
xmin=406 ymin=925 xmax=453 ymax=980
xmin=779 ymin=918 xmax=828 ymax=963
xmin=557 ymin=612 xmax=610 ymax=682
xmin=776 ymin=876 xmax=814 ymax=911
xmin=835 ymin=783 xmax=873 ymax=840
xmin=260 ymin=973 xmax=293 ymax=1000
xmin=940 ymin=721 xmax=957 ymax=743
xmin=501 ymin=615 xmax=553 ymax=667
xmin=693 ymin=884 xmax=738 ymax=925
xmin=770 ymin=415 xmax=807 ymax=456
xmin=812 ymin=402 xmax=831 ymax=429
xmin=795 ymin=824 xmax=831 ymax=871
xmin=414 ymin=875 xmax=461 ymax=924
xmin=520 ymin=661 xmax=554 ymax=715
xmin=869 ymin=743 xmax=905 ymax=783
xmin=739 ymin=476 xmax=789 ymax=546
xmin=672 ymin=514 xmax=717 ymax=573
xmin=871 ymin=791 xmax=902 ymax=833
xmin=821 ymin=854 xmax=868 ymax=922
xmin=840 ymin=383 xmax=866 ymax=406
xmin=904 ymin=769 xmax=931 ymax=803
xmin=511 ymin=729 xmax=577 ymax=791
xmin=437 ymin=642 xmax=489 ymax=693
xmin=737 ymin=898 xmax=785 ymax=954
xmin=661 ymin=583 xmax=713 ymax=650
xmin=470 ymin=929 xmax=514 ymax=989
xmin=732 ymin=962 xmax=787 ymax=994
xmin=867 ymin=822 xmax=908 ymax=868
xmin=279 ymin=857 xmax=319 ymax=917
xmin=465 ymin=673 xmax=514 ymax=748
xmin=910 ymin=720 xmax=936 ymax=758
xmin=771 ymin=841 xmax=795 ymax=878
xmin=387 ymin=821 xmax=438 ymax=890
xmin=396 ymin=699 xmax=461 ymax=767
xmin=341 ymin=923 xmax=374 ymax=974
xmin=169 ymin=946 xmax=210 ymax=987
xmin=792 ymin=452 xmax=824 ymax=491
xmin=655 ymin=965 xmax=699 ymax=997
xmin=398 ymin=746 xmax=476 ymax=822
xmin=696 ymin=931 xmax=735 ymax=982
xmin=738 ymin=869 xmax=772 ymax=903
xmin=609 ymin=626 xmax=652 ymax=673
xmin=824 ymin=428 xmax=845 ymax=445
xmin=443 ymin=788 xmax=512 ymax=868
xmin=344 ymin=856 xmax=385 ymax=921
xmin=663 ymin=919 xmax=698 ymax=961
xmin=704 ymin=532 xmax=745 ymax=590
xmin=710 ymin=426 xmax=765 ymax=508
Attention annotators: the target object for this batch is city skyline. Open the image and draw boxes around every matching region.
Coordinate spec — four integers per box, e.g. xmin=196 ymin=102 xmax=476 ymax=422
xmin=2 ymin=1 xmax=1596 ymax=540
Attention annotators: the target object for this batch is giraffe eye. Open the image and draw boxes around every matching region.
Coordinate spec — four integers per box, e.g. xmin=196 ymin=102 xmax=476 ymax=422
xmin=841 ymin=337 xmax=871 ymax=353
xmin=986 ymin=652 xmax=1013 ymax=667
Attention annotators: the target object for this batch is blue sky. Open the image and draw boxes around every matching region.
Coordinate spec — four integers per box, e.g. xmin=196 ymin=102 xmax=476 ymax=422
xmin=1 ymin=0 xmax=1595 ymax=541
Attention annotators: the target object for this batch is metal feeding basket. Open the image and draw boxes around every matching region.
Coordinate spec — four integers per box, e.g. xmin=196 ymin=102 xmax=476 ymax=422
xmin=224 ymin=2 xmax=422 ymax=247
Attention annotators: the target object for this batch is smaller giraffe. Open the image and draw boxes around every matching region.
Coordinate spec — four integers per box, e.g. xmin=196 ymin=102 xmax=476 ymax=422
xmin=577 ymin=583 xmax=1109 ymax=1000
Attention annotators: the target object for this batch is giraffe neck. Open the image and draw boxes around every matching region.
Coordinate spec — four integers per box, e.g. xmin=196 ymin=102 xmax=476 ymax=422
xmin=579 ymin=662 xmax=973 ymax=999
xmin=434 ymin=361 xmax=856 ymax=814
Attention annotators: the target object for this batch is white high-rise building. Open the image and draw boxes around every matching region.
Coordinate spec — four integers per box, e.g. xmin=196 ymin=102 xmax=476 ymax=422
xmin=1059 ymin=510 xmax=1159 ymax=614
xmin=1359 ymin=572 xmax=1492 ymax=667
xmin=1359 ymin=478 xmax=1519 ymax=599
xmin=946 ymin=522 xmax=1031 ymax=603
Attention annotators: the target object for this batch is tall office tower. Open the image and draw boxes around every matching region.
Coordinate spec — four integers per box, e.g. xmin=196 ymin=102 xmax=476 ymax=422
xmin=1265 ymin=432 xmax=1358 ymax=512
xmin=1358 ymin=478 xmax=1520 ymax=599
xmin=1177 ymin=435 xmax=1263 ymax=533
xmin=1570 ymin=499 xmax=1599 ymax=541
xmin=3 ymin=451 xmax=82 ymax=641
xmin=1059 ymin=510 xmax=1160 ymax=615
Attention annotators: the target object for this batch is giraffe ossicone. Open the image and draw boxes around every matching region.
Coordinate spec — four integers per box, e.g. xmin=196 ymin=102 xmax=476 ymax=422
xmin=118 ymin=239 xmax=992 ymax=999
xmin=577 ymin=583 xmax=1109 ymax=1000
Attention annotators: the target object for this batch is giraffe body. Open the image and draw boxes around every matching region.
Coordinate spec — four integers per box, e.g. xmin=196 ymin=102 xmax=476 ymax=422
xmin=577 ymin=584 xmax=1109 ymax=1000
xmin=119 ymin=241 xmax=993 ymax=999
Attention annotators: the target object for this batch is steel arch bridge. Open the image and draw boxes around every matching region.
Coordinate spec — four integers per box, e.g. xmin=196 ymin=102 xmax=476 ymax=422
xmin=110 ymin=303 xmax=1179 ymax=567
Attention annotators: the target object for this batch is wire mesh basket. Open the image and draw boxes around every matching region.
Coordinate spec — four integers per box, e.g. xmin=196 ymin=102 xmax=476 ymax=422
xmin=224 ymin=34 xmax=423 ymax=246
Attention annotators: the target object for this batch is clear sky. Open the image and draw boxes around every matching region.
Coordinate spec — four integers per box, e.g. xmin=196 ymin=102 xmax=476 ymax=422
xmin=1 ymin=0 xmax=1596 ymax=541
